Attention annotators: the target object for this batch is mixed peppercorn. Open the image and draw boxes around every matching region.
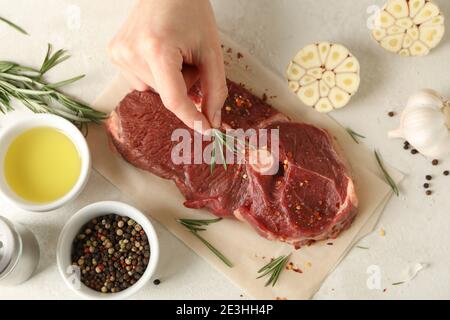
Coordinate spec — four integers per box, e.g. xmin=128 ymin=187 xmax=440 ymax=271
xmin=71 ymin=214 xmax=150 ymax=293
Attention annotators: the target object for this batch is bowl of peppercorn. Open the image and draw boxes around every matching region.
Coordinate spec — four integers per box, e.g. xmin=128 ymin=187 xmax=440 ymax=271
xmin=57 ymin=201 xmax=159 ymax=299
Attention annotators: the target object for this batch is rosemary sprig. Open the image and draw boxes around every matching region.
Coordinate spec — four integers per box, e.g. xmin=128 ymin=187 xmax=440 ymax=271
xmin=0 ymin=44 xmax=106 ymax=130
xmin=210 ymin=129 xmax=243 ymax=173
xmin=257 ymin=254 xmax=291 ymax=287
xmin=177 ymin=218 xmax=233 ymax=267
xmin=346 ymin=127 xmax=366 ymax=144
xmin=374 ymin=150 xmax=399 ymax=196
xmin=0 ymin=16 xmax=28 ymax=35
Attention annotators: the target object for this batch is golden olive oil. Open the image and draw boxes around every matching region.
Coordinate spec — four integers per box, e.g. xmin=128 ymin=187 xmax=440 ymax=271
xmin=4 ymin=127 xmax=81 ymax=203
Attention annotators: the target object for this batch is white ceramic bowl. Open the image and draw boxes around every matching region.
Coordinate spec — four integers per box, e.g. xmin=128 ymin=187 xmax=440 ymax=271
xmin=0 ymin=113 xmax=90 ymax=212
xmin=56 ymin=201 xmax=159 ymax=300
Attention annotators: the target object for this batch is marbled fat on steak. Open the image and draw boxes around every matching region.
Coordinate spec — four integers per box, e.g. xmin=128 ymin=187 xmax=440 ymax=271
xmin=106 ymin=80 xmax=358 ymax=248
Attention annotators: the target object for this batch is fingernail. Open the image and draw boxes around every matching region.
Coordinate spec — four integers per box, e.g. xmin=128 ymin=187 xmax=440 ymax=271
xmin=212 ymin=110 xmax=222 ymax=128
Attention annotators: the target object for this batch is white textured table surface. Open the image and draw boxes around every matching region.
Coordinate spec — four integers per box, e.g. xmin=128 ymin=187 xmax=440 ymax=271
xmin=0 ymin=0 xmax=449 ymax=300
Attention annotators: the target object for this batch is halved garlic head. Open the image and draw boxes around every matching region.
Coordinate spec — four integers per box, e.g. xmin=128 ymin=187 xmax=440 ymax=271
xmin=287 ymin=42 xmax=360 ymax=112
xmin=372 ymin=0 xmax=445 ymax=57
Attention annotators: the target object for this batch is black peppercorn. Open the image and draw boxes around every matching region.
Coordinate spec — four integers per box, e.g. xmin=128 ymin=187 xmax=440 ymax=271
xmin=153 ymin=279 xmax=161 ymax=285
xmin=411 ymin=149 xmax=418 ymax=155
xmin=426 ymin=175 xmax=432 ymax=181
xmin=444 ymin=171 xmax=449 ymax=176
xmin=423 ymin=183 xmax=430 ymax=189
xmin=432 ymin=159 xmax=439 ymax=166
xmin=426 ymin=190 xmax=432 ymax=196
xmin=388 ymin=111 xmax=395 ymax=117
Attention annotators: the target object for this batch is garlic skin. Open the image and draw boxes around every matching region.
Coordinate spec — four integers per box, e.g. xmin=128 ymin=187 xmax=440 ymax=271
xmin=389 ymin=89 xmax=450 ymax=158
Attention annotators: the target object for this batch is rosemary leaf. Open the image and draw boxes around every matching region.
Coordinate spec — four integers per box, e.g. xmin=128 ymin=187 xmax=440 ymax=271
xmin=210 ymin=129 xmax=247 ymax=173
xmin=179 ymin=218 xmax=222 ymax=226
xmin=356 ymin=246 xmax=369 ymax=250
xmin=257 ymin=254 xmax=291 ymax=287
xmin=346 ymin=127 xmax=366 ymax=144
xmin=45 ymin=75 xmax=85 ymax=89
xmin=177 ymin=218 xmax=233 ymax=268
xmin=191 ymin=231 xmax=233 ymax=268
xmin=40 ymin=44 xmax=71 ymax=75
xmin=392 ymin=281 xmax=405 ymax=286
xmin=0 ymin=16 xmax=28 ymax=35
xmin=374 ymin=150 xmax=399 ymax=196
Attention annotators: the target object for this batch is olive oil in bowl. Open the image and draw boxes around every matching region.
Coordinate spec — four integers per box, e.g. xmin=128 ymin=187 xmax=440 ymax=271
xmin=4 ymin=127 xmax=82 ymax=203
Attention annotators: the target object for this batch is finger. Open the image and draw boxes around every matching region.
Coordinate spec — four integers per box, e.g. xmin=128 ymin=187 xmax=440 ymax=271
xmin=147 ymin=49 xmax=211 ymax=133
xmin=123 ymin=54 xmax=199 ymax=93
xmin=121 ymin=69 xmax=149 ymax=92
xmin=199 ymin=49 xmax=228 ymax=128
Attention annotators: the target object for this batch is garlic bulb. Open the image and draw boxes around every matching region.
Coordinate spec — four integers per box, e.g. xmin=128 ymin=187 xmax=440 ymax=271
xmin=371 ymin=0 xmax=445 ymax=57
xmin=286 ymin=42 xmax=360 ymax=113
xmin=389 ymin=89 xmax=450 ymax=158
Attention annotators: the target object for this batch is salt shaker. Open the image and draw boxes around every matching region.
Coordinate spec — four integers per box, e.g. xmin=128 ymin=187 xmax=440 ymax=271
xmin=0 ymin=216 xmax=40 ymax=286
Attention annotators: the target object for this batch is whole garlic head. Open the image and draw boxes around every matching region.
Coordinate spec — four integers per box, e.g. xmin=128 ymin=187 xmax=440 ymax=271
xmin=389 ymin=89 xmax=450 ymax=158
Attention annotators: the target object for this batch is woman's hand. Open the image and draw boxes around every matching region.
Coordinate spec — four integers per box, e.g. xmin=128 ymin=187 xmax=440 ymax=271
xmin=108 ymin=0 xmax=227 ymax=132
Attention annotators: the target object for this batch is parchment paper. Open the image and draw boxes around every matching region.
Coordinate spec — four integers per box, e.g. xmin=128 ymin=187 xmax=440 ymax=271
xmin=87 ymin=34 xmax=403 ymax=300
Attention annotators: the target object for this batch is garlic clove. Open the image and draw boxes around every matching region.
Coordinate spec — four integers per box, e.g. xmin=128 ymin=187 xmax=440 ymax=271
xmin=307 ymin=67 xmax=324 ymax=80
xmin=319 ymin=80 xmax=330 ymax=97
xmin=318 ymin=42 xmax=331 ymax=65
xmin=300 ymin=75 xmax=317 ymax=86
xmin=402 ymin=34 xmax=414 ymax=48
xmin=419 ymin=24 xmax=445 ymax=48
xmin=288 ymin=81 xmax=300 ymax=93
xmin=377 ymin=10 xmax=396 ymax=28
xmin=294 ymin=44 xmax=321 ymax=69
xmin=409 ymin=0 xmax=425 ymax=18
xmin=422 ymin=15 xmax=445 ymax=26
xmin=387 ymin=25 xmax=406 ymax=35
xmin=386 ymin=0 xmax=409 ymax=19
xmin=409 ymin=41 xmax=430 ymax=56
xmin=286 ymin=62 xmax=306 ymax=81
xmin=322 ymin=70 xmax=336 ymax=88
xmin=329 ymin=87 xmax=351 ymax=109
xmin=325 ymin=44 xmax=349 ymax=70
xmin=399 ymin=49 xmax=411 ymax=57
xmin=407 ymin=25 xmax=420 ymax=40
xmin=297 ymin=81 xmax=320 ymax=107
xmin=372 ymin=0 xmax=445 ymax=56
xmin=315 ymin=98 xmax=334 ymax=113
xmin=287 ymin=43 xmax=360 ymax=113
xmin=372 ymin=28 xmax=387 ymax=41
xmin=335 ymin=56 xmax=360 ymax=73
xmin=380 ymin=34 xmax=405 ymax=52
xmin=336 ymin=73 xmax=360 ymax=95
xmin=396 ymin=17 xmax=414 ymax=29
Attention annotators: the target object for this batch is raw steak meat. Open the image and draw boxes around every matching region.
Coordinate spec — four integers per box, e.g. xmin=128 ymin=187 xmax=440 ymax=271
xmin=106 ymin=80 xmax=358 ymax=248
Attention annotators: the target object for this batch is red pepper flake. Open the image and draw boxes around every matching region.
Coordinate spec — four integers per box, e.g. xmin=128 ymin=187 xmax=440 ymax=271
xmin=262 ymin=93 xmax=268 ymax=102
xmin=383 ymin=288 xmax=387 ymax=293
xmin=226 ymin=48 xmax=232 ymax=54
xmin=237 ymin=52 xmax=244 ymax=60
xmin=235 ymin=97 xmax=245 ymax=107
xmin=327 ymin=242 xmax=333 ymax=246
xmin=286 ymin=262 xmax=303 ymax=274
